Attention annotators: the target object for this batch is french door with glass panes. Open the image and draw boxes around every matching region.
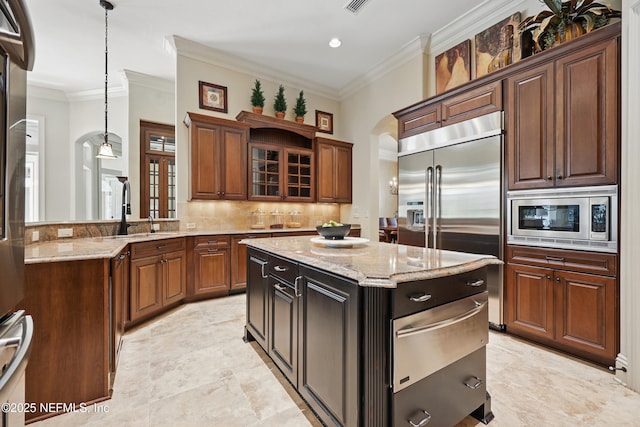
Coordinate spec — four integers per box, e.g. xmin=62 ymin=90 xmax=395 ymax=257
xmin=140 ymin=121 xmax=176 ymax=219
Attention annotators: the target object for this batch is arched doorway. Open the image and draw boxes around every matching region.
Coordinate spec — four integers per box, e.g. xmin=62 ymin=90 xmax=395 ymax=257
xmin=74 ymin=131 xmax=123 ymax=220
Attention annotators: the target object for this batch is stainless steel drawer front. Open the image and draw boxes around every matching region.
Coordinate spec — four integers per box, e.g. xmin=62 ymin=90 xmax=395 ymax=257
xmin=393 ymin=291 xmax=488 ymax=392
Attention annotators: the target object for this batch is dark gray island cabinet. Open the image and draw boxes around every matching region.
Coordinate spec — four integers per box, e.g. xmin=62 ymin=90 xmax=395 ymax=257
xmin=243 ymin=237 xmax=502 ymax=427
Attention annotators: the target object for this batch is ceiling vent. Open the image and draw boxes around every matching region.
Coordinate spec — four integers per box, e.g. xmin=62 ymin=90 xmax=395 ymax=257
xmin=344 ymin=0 xmax=371 ymax=14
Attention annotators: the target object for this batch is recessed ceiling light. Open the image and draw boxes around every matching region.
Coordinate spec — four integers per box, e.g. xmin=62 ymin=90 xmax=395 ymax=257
xmin=329 ymin=38 xmax=342 ymax=48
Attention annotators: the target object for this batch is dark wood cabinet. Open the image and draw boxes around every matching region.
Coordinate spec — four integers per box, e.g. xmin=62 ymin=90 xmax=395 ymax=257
xmin=316 ymin=138 xmax=352 ymax=203
xmin=189 ymin=235 xmax=230 ymax=298
xmin=505 ymin=245 xmax=618 ymax=366
xmin=111 ymin=247 xmax=129 ymax=377
xmin=23 ymin=259 xmax=111 ymax=422
xmin=395 ymin=80 xmax=502 ymax=138
xmin=246 ymin=248 xmax=269 ymax=349
xmin=184 ymin=112 xmax=250 ymax=200
xmin=506 ymin=34 xmax=619 ymax=190
xmin=268 ymin=275 xmax=299 ymax=386
xmin=231 ymin=234 xmax=271 ymax=290
xmin=244 ymin=248 xmax=359 ymax=426
xmin=298 ymin=265 xmax=359 ymax=427
xmin=129 ymin=238 xmax=186 ymax=323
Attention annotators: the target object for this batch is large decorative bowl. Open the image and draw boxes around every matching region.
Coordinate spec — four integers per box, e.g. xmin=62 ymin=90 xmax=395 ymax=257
xmin=316 ymin=224 xmax=351 ymax=240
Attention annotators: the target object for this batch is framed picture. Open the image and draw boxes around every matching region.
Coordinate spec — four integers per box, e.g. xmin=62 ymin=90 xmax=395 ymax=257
xmin=474 ymin=12 xmax=521 ymax=78
xmin=435 ymin=39 xmax=471 ymax=94
xmin=198 ymin=81 xmax=228 ymax=113
xmin=316 ymin=110 xmax=333 ymax=134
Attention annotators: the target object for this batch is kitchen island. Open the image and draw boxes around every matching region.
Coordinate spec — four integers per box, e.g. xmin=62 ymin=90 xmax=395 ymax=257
xmin=243 ymin=236 xmax=502 ymax=427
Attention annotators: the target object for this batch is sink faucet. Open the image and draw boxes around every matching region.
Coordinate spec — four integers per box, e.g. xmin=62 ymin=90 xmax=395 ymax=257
xmin=117 ymin=176 xmax=131 ymax=235
xmin=148 ymin=214 xmax=156 ymax=233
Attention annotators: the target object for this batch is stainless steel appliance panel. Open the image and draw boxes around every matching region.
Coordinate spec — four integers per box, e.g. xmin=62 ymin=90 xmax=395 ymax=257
xmin=393 ymin=291 xmax=488 ymax=392
xmin=507 ymin=185 xmax=618 ymax=253
xmin=398 ymin=150 xmax=432 ymax=247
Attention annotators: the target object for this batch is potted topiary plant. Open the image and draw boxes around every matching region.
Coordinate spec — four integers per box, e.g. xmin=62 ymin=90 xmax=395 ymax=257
xmin=520 ymin=0 xmax=621 ymax=53
xmin=273 ymin=85 xmax=287 ymax=119
xmin=250 ymin=79 xmax=265 ymax=114
xmin=293 ymin=90 xmax=307 ymax=123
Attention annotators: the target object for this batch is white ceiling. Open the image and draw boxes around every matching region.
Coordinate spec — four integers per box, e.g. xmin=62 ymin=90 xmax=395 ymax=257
xmin=25 ymin=0 xmax=478 ymax=96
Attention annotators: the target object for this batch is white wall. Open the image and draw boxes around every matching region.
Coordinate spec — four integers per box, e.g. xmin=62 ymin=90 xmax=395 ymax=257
xmin=25 ymin=87 xmax=71 ymax=221
xmin=340 ymin=50 xmax=426 ymax=240
xmin=378 ymin=159 xmax=397 ymax=218
xmin=619 ymin=0 xmax=640 ymax=391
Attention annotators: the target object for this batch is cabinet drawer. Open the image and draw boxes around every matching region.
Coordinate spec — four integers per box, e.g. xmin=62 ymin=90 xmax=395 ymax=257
xmin=194 ymin=235 xmax=230 ymax=250
xmin=441 ymin=80 xmax=502 ymax=126
xmin=131 ymin=237 xmax=185 ymax=259
xmin=393 ymin=269 xmax=487 ymax=319
xmin=506 ymin=245 xmax=617 ymax=277
xmin=268 ymin=254 xmax=299 ymax=285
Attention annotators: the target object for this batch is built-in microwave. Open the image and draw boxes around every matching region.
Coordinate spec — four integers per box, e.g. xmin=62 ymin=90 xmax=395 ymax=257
xmin=507 ymin=185 xmax=618 ymax=253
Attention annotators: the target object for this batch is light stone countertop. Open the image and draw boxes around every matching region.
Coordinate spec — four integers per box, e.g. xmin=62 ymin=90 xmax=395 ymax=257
xmin=243 ymin=236 xmax=502 ymax=288
xmin=23 ymin=227 xmax=330 ymax=264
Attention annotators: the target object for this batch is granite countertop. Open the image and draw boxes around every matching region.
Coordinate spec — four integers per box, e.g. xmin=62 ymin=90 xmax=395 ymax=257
xmin=23 ymin=227 xmax=331 ymax=264
xmin=243 ymin=236 xmax=502 ymax=288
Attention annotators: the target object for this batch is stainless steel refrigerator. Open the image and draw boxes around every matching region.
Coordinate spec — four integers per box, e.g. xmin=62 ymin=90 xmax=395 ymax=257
xmin=1 ymin=1 xmax=35 ymax=425
xmin=397 ymin=112 xmax=504 ymax=330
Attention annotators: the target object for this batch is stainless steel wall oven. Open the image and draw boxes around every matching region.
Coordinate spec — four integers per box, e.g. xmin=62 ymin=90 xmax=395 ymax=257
xmin=507 ymin=185 xmax=618 ymax=253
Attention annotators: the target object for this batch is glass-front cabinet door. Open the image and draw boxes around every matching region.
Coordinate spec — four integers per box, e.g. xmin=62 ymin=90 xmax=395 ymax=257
xmin=250 ymin=144 xmax=281 ymax=200
xmin=249 ymin=143 xmax=314 ymax=202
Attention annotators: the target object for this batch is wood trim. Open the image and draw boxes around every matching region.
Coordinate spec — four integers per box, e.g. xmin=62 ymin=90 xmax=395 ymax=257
xmin=236 ymin=110 xmax=318 ymax=140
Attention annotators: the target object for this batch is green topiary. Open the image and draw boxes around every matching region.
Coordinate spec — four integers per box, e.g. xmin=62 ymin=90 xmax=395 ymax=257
xmin=251 ymin=79 xmax=265 ymax=108
xmin=293 ymin=90 xmax=307 ymax=118
xmin=274 ymin=85 xmax=287 ymax=113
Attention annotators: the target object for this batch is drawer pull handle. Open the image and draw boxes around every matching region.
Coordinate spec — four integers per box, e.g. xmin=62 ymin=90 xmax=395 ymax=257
xmin=207 ymin=240 xmax=218 ymax=244
xmin=274 ymin=284 xmax=287 ymax=292
xmin=207 ymin=248 xmax=219 ymax=253
xmin=408 ymin=410 xmax=431 ymax=427
xmin=545 ymin=256 xmax=565 ymax=262
xmin=156 ymin=245 xmax=166 ymax=250
xmin=464 ymin=376 xmax=483 ymax=390
xmin=274 ymin=266 xmax=288 ymax=272
xmin=409 ymin=293 xmax=432 ymax=303
xmin=466 ymin=279 xmax=484 ymax=287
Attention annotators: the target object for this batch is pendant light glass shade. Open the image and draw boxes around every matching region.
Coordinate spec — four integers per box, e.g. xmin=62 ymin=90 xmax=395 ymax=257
xmin=96 ymin=0 xmax=117 ymax=159
xmin=96 ymin=138 xmax=117 ymax=159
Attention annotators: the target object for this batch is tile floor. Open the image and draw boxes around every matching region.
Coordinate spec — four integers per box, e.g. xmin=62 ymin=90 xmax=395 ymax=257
xmin=31 ymin=294 xmax=640 ymax=427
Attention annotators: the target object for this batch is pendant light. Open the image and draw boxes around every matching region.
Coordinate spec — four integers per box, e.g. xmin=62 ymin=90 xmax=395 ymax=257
xmin=96 ymin=0 xmax=117 ymax=159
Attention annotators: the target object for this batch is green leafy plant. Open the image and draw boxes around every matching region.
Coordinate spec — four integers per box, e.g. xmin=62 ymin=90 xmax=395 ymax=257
xmin=293 ymin=90 xmax=307 ymax=118
xmin=250 ymin=79 xmax=265 ymax=108
xmin=520 ymin=0 xmax=621 ymax=52
xmin=273 ymin=85 xmax=287 ymax=113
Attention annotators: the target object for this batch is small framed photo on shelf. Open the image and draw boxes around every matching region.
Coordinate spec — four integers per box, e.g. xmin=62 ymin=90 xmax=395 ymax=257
xmin=316 ymin=110 xmax=333 ymax=134
xmin=198 ymin=81 xmax=228 ymax=113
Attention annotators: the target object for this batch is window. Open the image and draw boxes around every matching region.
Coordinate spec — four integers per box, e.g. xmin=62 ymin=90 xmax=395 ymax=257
xmin=140 ymin=120 xmax=176 ymax=219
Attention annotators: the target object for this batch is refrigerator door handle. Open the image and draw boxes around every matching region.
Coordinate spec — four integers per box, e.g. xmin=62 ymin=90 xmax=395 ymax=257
xmin=426 ymin=166 xmax=434 ymax=248
xmin=434 ymin=165 xmax=442 ymax=250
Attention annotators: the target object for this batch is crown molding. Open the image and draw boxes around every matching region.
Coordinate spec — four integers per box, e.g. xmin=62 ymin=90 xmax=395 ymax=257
xmin=65 ymin=86 xmax=127 ymax=102
xmin=167 ymin=35 xmax=340 ymax=101
xmin=122 ymin=69 xmax=174 ymax=94
xmin=339 ymin=34 xmax=429 ymax=100
xmin=429 ymin=0 xmax=529 ymax=54
xmin=27 ymin=85 xmax=68 ymax=102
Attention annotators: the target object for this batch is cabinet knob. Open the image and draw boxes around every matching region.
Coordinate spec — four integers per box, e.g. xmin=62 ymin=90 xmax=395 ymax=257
xmin=546 ymin=176 xmax=552 ymax=181
xmin=557 ymin=175 xmax=563 ymax=180
xmin=547 ymin=275 xmax=552 ymax=280
xmin=556 ymin=277 xmax=561 ymax=282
